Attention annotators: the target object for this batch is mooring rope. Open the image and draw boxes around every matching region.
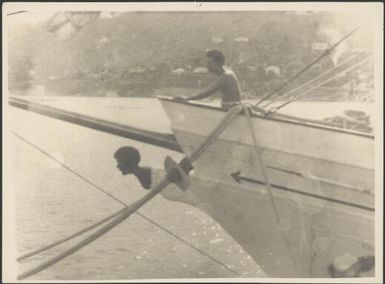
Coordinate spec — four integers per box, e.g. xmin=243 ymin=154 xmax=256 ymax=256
xmin=17 ymin=208 xmax=125 ymax=262
xmin=243 ymin=106 xmax=280 ymax=224
xmin=189 ymin=104 xmax=244 ymax=162
xmin=13 ymin=106 xmax=245 ymax=280
xmin=17 ymin=177 xmax=170 ymax=280
xmin=12 ymin=130 xmax=242 ymax=278
xmin=11 ymin=131 xmax=127 ymax=207
xmin=244 ymin=105 xmax=299 ymax=273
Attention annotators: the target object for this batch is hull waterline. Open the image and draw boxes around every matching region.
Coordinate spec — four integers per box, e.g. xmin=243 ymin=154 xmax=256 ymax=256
xmin=159 ymin=97 xmax=375 ymax=278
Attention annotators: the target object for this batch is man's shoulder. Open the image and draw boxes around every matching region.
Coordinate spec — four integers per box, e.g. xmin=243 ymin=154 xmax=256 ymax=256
xmin=222 ymin=68 xmax=239 ymax=82
xmin=223 ymin=68 xmax=237 ymax=77
xmin=223 ymin=68 xmax=234 ymax=74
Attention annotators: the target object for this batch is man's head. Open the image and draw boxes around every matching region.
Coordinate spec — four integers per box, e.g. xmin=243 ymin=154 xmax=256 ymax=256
xmin=114 ymin=146 xmax=141 ymax=175
xmin=205 ymin=49 xmax=225 ymax=73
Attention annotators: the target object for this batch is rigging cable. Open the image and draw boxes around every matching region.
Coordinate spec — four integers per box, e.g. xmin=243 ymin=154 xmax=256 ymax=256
xmin=16 ymin=105 xmax=245 ymax=279
xmin=243 ymin=105 xmax=300 ymax=274
xmin=17 ymin=177 xmax=170 ymax=280
xmin=255 ymin=27 xmax=361 ymax=107
xmin=17 ymin=208 xmax=125 ymax=262
xmin=11 ymin=130 xmax=242 ymax=278
xmin=260 ymin=52 xmax=369 ymax=109
xmin=267 ymin=55 xmax=372 ymax=114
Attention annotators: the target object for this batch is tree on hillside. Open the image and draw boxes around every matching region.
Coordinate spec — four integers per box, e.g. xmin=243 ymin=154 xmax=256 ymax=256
xmin=8 ymin=11 xmax=359 ymax=96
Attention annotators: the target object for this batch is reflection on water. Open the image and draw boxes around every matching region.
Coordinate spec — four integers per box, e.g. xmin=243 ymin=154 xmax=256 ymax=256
xmin=8 ymin=96 xmax=375 ymax=280
xmin=9 ymin=105 xmax=265 ymax=280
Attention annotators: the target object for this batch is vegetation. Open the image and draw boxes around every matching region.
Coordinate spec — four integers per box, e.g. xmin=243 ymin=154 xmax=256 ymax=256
xmin=8 ymin=11 xmax=370 ymax=98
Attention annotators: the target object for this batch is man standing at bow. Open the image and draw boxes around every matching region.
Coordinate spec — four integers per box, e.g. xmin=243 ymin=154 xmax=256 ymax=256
xmin=176 ymin=49 xmax=242 ymax=111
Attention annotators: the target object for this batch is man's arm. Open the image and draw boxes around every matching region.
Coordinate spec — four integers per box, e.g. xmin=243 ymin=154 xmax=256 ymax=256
xmin=188 ymin=83 xmax=218 ymax=100
xmin=188 ymin=77 xmax=224 ymax=100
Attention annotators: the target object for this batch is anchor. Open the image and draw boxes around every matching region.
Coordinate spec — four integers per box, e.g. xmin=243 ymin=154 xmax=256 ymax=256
xmin=16 ymin=104 xmax=243 ymax=280
xmin=164 ymin=156 xmax=193 ymax=190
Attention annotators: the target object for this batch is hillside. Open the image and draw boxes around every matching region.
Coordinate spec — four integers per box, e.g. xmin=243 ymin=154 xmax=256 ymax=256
xmin=8 ymin=11 xmax=372 ymax=97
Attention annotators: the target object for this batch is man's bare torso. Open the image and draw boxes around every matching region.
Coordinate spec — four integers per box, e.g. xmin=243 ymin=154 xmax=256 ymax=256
xmin=217 ymin=68 xmax=242 ymax=104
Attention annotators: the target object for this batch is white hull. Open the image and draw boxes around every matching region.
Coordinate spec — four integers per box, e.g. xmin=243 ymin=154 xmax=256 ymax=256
xmin=159 ymin=97 xmax=375 ymax=277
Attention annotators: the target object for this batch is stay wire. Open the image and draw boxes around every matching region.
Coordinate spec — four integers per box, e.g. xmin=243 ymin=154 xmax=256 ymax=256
xmin=267 ymin=55 xmax=372 ymax=114
xmin=10 ymin=131 xmax=126 ymax=207
xmin=18 ymin=177 xmax=170 ymax=280
xmin=10 ymin=130 xmax=242 ymax=277
xmin=260 ymin=52 xmax=369 ymax=109
xmin=255 ymin=27 xmax=361 ymax=107
xmin=17 ymin=208 xmax=125 ymax=262
xmin=244 ymin=105 xmax=300 ymax=273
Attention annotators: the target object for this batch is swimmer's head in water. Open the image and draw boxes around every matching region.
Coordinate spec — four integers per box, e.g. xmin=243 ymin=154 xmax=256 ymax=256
xmin=114 ymin=146 xmax=141 ymax=175
xmin=206 ymin=49 xmax=225 ymax=73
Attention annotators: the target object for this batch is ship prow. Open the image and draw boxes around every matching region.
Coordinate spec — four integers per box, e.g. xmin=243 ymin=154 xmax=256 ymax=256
xmin=158 ymin=96 xmax=375 ymax=278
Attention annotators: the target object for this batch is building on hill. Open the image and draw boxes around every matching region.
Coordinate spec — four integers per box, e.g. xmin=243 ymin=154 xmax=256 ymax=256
xmin=171 ymin=68 xmax=185 ymax=77
xmin=193 ymin=67 xmax=208 ymax=74
xmin=211 ymin=36 xmax=224 ymax=44
xmin=265 ymin=66 xmax=280 ymax=76
xmin=233 ymin=37 xmax=249 ymax=43
xmin=129 ymin=67 xmax=146 ymax=74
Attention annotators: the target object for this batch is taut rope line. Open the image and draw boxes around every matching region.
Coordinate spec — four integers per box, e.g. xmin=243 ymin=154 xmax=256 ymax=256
xmin=10 ymin=131 xmax=127 ymax=207
xmin=268 ymin=55 xmax=371 ymax=114
xmin=17 ymin=208 xmax=125 ymax=262
xmin=12 ymin=130 xmax=241 ymax=276
xmin=244 ymin=105 xmax=299 ymax=273
xmin=17 ymin=178 xmax=169 ymax=280
xmin=14 ymin=105 xmax=245 ymax=280
xmin=255 ymin=27 xmax=361 ymax=107
xmin=12 ymin=130 xmax=241 ymax=278
xmin=260 ymin=52 xmax=369 ymax=109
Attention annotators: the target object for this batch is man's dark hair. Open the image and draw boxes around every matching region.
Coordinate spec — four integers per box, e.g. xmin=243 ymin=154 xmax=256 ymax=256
xmin=206 ymin=49 xmax=225 ymax=66
xmin=114 ymin=146 xmax=141 ymax=167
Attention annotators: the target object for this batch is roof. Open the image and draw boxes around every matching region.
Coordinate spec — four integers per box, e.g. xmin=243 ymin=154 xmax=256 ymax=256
xmin=129 ymin=67 xmax=146 ymax=73
xmin=211 ymin=36 xmax=224 ymax=43
xmin=171 ymin=68 xmax=185 ymax=74
xmin=193 ymin=67 xmax=208 ymax=74
xmin=233 ymin=37 xmax=249 ymax=42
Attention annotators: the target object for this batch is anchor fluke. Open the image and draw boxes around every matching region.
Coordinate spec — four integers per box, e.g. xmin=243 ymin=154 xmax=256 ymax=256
xmin=164 ymin=156 xmax=191 ymax=190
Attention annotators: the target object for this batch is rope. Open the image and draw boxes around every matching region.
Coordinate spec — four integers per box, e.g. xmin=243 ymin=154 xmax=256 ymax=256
xmin=243 ymin=105 xmax=299 ymax=273
xmin=265 ymin=53 xmax=371 ymax=111
xmin=268 ymin=55 xmax=372 ymax=114
xmin=243 ymin=106 xmax=279 ymax=223
xmin=17 ymin=208 xmax=125 ymax=262
xmin=14 ymin=105 xmax=246 ymax=279
xmin=12 ymin=130 xmax=242 ymax=277
xmin=189 ymin=104 xmax=244 ymax=162
xmin=134 ymin=211 xmax=241 ymax=277
xmin=10 ymin=131 xmax=127 ymax=207
xmin=17 ymin=205 xmax=241 ymax=278
xmin=17 ymin=178 xmax=170 ymax=280
xmin=255 ymin=27 xmax=361 ymax=107
xmin=268 ymin=56 xmax=371 ymax=114
xmin=260 ymin=52 xmax=369 ymax=109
